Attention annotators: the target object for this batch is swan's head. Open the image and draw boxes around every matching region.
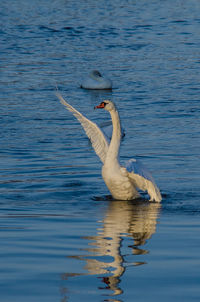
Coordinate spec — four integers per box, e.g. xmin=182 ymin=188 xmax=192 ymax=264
xmin=95 ymin=100 xmax=115 ymax=112
xmin=90 ymin=70 xmax=102 ymax=80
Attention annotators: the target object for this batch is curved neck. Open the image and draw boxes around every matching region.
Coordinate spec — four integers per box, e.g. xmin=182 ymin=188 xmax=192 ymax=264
xmin=106 ymin=108 xmax=121 ymax=164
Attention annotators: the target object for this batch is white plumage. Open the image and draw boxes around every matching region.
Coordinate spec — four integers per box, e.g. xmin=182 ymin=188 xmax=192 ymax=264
xmin=57 ymin=93 xmax=162 ymax=202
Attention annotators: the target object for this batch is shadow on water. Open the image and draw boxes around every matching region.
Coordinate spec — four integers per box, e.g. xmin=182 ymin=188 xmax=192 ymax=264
xmin=61 ymin=199 xmax=161 ymax=299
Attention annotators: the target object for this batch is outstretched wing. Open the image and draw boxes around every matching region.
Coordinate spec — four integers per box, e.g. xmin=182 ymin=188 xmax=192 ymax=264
xmin=125 ymin=158 xmax=162 ymax=202
xmin=56 ymin=93 xmax=109 ymax=163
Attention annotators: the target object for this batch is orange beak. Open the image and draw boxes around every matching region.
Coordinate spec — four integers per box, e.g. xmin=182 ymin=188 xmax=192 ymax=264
xmin=94 ymin=102 xmax=105 ymax=109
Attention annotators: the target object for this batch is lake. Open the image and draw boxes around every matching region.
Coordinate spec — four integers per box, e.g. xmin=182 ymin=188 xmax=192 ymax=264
xmin=0 ymin=0 xmax=200 ymax=301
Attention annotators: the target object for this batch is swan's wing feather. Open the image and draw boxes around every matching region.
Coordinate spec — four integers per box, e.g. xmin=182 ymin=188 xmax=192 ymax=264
xmin=125 ymin=159 xmax=162 ymax=202
xmin=57 ymin=93 xmax=109 ymax=163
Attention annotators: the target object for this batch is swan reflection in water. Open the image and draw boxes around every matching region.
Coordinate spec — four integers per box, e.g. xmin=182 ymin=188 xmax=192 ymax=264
xmin=62 ymin=199 xmax=161 ymax=299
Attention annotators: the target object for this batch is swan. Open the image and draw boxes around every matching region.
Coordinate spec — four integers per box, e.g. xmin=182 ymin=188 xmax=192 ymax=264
xmin=80 ymin=70 xmax=112 ymax=90
xmin=57 ymin=93 xmax=162 ymax=202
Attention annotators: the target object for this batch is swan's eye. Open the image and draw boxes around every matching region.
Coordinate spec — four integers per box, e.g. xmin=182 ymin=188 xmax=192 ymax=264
xmin=100 ymin=102 xmax=107 ymax=107
xmin=95 ymin=101 xmax=107 ymax=109
xmin=93 ymin=70 xmax=102 ymax=77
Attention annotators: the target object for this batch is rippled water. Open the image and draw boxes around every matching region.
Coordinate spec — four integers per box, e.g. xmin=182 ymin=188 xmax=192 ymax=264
xmin=1 ymin=0 xmax=200 ymax=301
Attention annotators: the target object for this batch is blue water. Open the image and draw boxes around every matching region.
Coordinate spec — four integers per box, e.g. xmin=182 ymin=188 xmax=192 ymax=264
xmin=1 ymin=0 xmax=200 ymax=301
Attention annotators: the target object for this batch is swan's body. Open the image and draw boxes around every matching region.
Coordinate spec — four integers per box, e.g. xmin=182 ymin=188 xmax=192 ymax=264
xmin=80 ymin=70 xmax=112 ymax=90
xmin=57 ymin=93 xmax=162 ymax=202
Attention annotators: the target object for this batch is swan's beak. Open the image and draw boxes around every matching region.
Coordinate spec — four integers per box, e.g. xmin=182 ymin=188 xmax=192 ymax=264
xmin=94 ymin=102 xmax=105 ymax=109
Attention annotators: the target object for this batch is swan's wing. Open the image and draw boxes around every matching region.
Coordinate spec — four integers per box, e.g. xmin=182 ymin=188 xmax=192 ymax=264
xmin=125 ymin=159 xmax=162 ymax=202
xmin=56 ymin=93 xmax=109 ymax=163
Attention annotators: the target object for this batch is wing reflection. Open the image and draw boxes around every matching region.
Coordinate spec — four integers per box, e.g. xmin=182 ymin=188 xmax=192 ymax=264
xmin=62 ymin=200 xmax=161 ymax=299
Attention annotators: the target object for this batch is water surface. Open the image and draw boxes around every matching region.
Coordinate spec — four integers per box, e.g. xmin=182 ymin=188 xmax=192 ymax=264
xmin=1 ymin=0 xmax=200 ymax=301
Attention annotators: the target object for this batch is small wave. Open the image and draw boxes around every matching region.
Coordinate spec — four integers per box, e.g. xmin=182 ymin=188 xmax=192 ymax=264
xmin=38 ymin=25 xmax=60 ymax=33
xmin=62 ymin=26 xmax=83 ymax=35
xmin=161 ymin=191 xmax=200 ymax=215
xmin=62 ymin=181 xmax=83 ymax=188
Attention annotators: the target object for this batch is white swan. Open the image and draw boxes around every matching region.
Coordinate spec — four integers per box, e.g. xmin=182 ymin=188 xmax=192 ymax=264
xmin=80 ymin=70 xmax=112 ymax=90
xmin=57 ymin=93 xmax=162 ymax=202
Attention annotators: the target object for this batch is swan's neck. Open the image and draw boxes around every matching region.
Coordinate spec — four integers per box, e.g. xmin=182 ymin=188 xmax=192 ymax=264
xmin=106 ymin=109 xmax=121 ymax=164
